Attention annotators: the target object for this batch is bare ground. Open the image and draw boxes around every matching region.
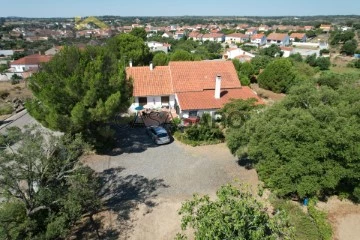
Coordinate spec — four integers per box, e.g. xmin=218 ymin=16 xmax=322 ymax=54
xmin=250 ymin=83 xmax=286 ymax=104
xmin=81 ymin=132 xmax=259 ymax=240
xmin=317 ymin=197 xmax=360 ymax=240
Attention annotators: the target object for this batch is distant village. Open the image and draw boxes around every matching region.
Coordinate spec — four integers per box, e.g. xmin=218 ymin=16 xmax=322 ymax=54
xmin=0 ymin=16 xmax=358 ymax=81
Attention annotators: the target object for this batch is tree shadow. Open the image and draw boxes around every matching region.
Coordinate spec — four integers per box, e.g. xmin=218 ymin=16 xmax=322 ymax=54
xmin=95 ymin=167 xmax=169 ymax=237
xmin=237 ymin=157 xmax=254 ymax=170
xmin=107 ymin=126 xmax=160 ymax=156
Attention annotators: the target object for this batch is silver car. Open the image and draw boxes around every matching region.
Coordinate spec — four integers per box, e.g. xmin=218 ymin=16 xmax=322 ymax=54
xmin=146 ymin=126 xmax=171 ymax=145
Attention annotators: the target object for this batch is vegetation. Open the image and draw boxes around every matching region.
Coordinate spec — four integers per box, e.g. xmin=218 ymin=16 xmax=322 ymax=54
xmin=174 ymin=113 xmax=224 ymax=146
xmin=0 ymin=103 xmax=13 ymax=115
xmin=176 ymin=184 xmax=293 ymax=240
xmin=0 ymin=126 xmax=100 ymax=239
xmin=258 ymin=58 xmax=297 ymax=93
xmin=26 ymin=45 xmax=133 ymax=148
xmin=226 ymin=76 xmax=360 ymax=200
xmin=271 ymin=197 xmax=332 ymax=240
xmin=259 ymin=44 xmax=283 ymax=57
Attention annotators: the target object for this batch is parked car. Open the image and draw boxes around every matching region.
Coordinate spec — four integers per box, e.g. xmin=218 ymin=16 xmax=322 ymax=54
xmin=146 ymin=126 xmax=171 ymax=145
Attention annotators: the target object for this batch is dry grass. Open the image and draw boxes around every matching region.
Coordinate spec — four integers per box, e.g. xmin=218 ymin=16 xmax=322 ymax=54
xmin=0 ymin=81 xmax=33 ymax=100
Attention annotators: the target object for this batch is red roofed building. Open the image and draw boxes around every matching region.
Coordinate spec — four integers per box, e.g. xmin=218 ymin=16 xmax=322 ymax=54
xmin=266 ymin=33 xmax=290 ymax=46
xmin=126 ymin=61 xmax=263 ymax=118
xmin=10 ymin=54 xmax=52 ymax=73
xmin=289 ymin=33 xmax=307 ymax=42
xmin=251 ymin=33 xmax=267 ymax=46
xmin=225 ymin=33 xmax=249 ymax=44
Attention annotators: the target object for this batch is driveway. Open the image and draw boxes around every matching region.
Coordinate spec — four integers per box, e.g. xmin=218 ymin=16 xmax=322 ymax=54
xmin=83 ymin=127 xmax=259 ymax=240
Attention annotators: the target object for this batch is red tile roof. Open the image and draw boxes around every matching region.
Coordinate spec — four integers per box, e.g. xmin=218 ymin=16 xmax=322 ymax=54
xmin=290 ymin=33 xmax=306 ymax=39
xmin=169 ymin=61 xmax=240 ymax=93
xmin=251 ymin=33 xmax=265 ymax=40
xmin=10 ymin=54 xmax=52 ymax=65
xmin=126 ymin=66 xmax=173 ymax=97
xmin=267 ymin=33 xmax=288 ymax=41
xmin=176 ymin=87 xmax=263 ymax=110
xmin=226 ymin=33 xmax=248 ymax=38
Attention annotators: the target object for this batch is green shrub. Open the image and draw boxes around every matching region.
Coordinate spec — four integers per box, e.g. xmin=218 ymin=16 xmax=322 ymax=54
xmin=0 ymin=104 xmax=13 ymax=115
xmin=308 ymin=199 xmax=333 ymax=240
xmin=271 ymin=198 xmax=323 ymax=240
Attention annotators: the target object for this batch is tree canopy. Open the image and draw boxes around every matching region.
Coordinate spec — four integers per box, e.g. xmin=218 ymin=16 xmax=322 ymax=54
xmin=257 ymin=58 xmax=297 ymax=93
xmin=0 ymin=126 xmax=100 ymax=239
xmin=226 ymin=76 xmax=360 ymax=200
xmin=26 ymin=45 xmax=132 ymax=146
xmin=129 ymin=27 xmax=147 ymax=41
xmin=177 ymin=184 xmax=293 ymax=240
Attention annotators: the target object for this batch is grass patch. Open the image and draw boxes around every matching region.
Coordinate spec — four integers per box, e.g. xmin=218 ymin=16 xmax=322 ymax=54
xmin=329 ymin=66 xmax=360 ymax=74
xmin=271 ymin=197 xmax=332 ymax=240
xmin=173 ymin=131 xmax=224 ymax=146
xmin=0 ymin=103 xmax=13 ymax=115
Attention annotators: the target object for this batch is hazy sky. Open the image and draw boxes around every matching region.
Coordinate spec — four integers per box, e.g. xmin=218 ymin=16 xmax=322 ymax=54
xmin=1 ymin=0 xmax=359 ymax=17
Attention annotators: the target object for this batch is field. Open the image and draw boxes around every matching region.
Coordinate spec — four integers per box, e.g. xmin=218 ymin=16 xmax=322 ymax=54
xmin=0 ymin=81 xmax=32 ymax=120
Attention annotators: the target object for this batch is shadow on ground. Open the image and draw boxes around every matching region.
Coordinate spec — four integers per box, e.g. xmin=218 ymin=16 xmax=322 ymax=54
xmin=73 ymin=167 xmax=169 ymax=239
xmin=109 ymin=126 xmax=159 ymax=156
xmin=237 ymin=157 xmax=254 ymax=170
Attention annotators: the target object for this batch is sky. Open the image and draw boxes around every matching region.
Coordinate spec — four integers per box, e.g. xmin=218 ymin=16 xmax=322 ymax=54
xmin=1 ymin=0 xmax=359 ymax=18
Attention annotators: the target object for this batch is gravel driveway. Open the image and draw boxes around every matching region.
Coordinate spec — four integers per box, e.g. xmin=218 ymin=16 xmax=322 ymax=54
xmin=83 ymin=127 xmax=259 ymax=240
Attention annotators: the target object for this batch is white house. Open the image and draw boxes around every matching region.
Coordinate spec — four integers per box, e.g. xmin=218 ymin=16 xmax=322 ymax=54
xmin=0 ymin=50 xmax=14 ymax=57
xmin=222 ymin=48 xmax=255 ymax=60
xmin=289 ymin=33 xmax=307 ymax=42
xmin=280 ymin=47 xmax=294 ymax=57
xmin=146 ymin=41 xmax=171 ymax=53
xmin=245 ymin=28 xmax=257 ymax=36
xmin=10 ymin=54 xmax=52 ymax=73
xmin=251 ymin=33 xmax=267 ymax=46
xmin=162 ymin=32 xmax=173 ymax=38
xmin=225 ymin=33 xmax=249 ymax=44
xmin=266 ymin=33 xmax=290 ymax=46
xmin=126 ymin=61 xmax=263 ymax=117
xmin=201 ymin=33 xmax=225 ymax=42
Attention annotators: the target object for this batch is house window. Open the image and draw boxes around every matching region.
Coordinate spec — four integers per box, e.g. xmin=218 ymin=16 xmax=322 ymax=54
xmin=161 ymin=96 xmax=169 ymax=104
xmin=189 ymin=111 xmax=198 ymax=117
xmin=138 ymin=97 xmax=147 ymax=106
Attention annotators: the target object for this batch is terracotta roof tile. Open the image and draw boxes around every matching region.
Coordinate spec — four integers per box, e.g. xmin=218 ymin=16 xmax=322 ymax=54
xmin=251 ymin=33 xmax=265 ymax=40
xmin=10 ymin=54 xmax=52 ymax=65
xmin=290 ymin=33 xmax=306 ymax=38
xmin=169 ymin=61 xmax=240 ymax=93
xmin=126 ymin=66 xmax=173 ymax=97
xmin=267 ymin=33 xmax=288 ymax=41
xmin=176 ymin=87 xmax=263 ymax=110
xmin=226 ymin=33 xmax=248 ymax=38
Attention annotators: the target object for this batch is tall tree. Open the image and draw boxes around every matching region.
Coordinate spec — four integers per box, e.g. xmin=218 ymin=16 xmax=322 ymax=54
xmin=0 ymin=126 xmax=101 ymax=239
xmin=129 ymin=27 xmax=147 ymax=41
xmin=226 ymin=78 xmax=360 ymax=200
xmin=26 ymin=46 xmax=132 ymax=145
xmin=257 ymin=58 xmax=297 ymax=93
xmin=107 ymin=33 xmax=151 ymax=66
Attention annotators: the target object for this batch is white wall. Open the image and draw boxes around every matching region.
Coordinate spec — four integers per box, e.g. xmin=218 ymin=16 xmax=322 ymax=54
xmin=10 ymin=64 xmax=38 ymax=73
xmin=130 ymin=95 xmax=175 ymax=112
xmin=180 ymin=109 xmax=218 ymax=119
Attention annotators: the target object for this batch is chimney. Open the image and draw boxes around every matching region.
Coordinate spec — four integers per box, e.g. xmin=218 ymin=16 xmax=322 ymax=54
xmin=149 ymin=62 xmax=153 ymax=71
xmin=129 ymin=60 xmax=133 ymax=67
xmin=215 ymin=75 xmax=221 ymax=99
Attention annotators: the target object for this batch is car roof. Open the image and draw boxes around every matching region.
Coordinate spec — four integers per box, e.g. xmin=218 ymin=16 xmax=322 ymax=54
xmin=152 ymin=126 xmax=167 ymax=134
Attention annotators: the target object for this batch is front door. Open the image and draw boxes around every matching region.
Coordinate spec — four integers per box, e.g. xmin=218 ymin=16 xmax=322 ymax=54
xmin=138 ymin=97 xmax=147 ymax=106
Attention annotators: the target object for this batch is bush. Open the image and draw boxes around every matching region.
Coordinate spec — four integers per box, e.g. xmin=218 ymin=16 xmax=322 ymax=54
xmin=308 ymin=199 xmax=333 ymax=240
xmin=0 ymin=90 xmax=10 ymax=99
xmin=0 ymin=104 xmax=13 ymax=115
xmin=186 ymin=125 xmax=224 ymax=142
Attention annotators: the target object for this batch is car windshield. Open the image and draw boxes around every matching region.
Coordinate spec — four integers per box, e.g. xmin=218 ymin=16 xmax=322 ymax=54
xmin=157 ymin=133 xmax=168 ymax=138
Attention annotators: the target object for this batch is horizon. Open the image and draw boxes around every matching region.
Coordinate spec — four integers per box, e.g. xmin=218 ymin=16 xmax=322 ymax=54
xmin=1 ymin=0 xmax=359 ymax=18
